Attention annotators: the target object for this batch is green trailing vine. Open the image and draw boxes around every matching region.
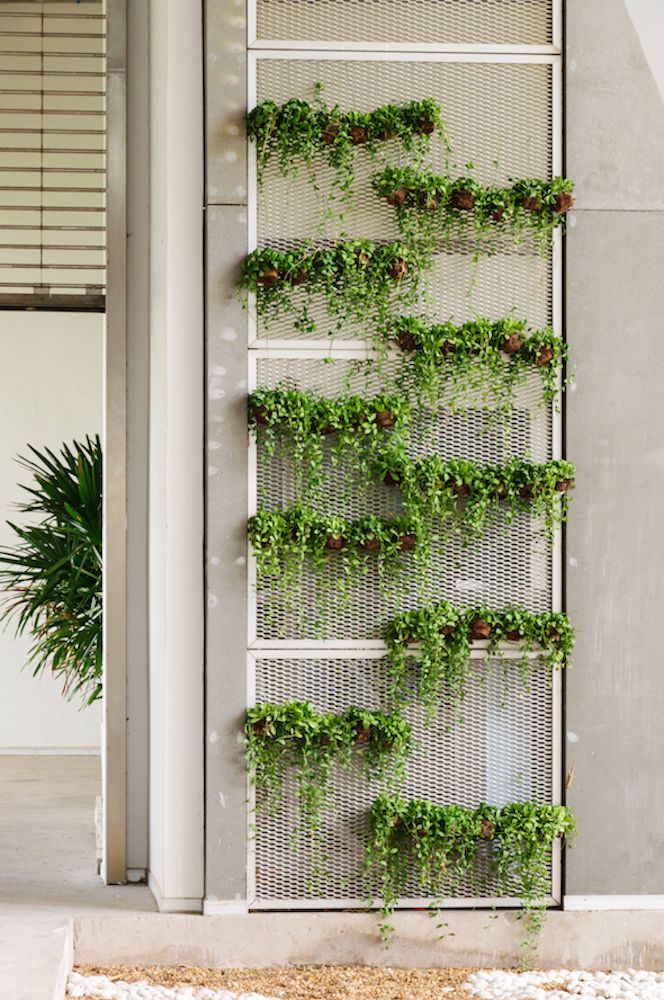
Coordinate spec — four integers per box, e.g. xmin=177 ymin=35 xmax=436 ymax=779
xmin=364 ymin=793 xmax=576 ymax=963
xmin=386 ymin=315 xmax=569 ymax=409
xmin=386 ymin=600 xmax=574 ymax=717
xmin=249 ymin=387 xmax=411 ymax=497
xmin=373 ymin=449 xmax=575 ymax=542
xmin=247 ymin=91 xmax=447 ymax=196
xmin=248 ymin=505 xmax=423 ymax=601
xmin=239 ymin=240 xmax=428 ymax=336
xmin=246 ymin=701 xmax=412 ymax=876
xmin=373 ymin=166 xmax=574 ymax=255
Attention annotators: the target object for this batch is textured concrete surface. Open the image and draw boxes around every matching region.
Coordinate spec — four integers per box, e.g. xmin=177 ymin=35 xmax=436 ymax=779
xmin=565 ymin=0 xmax=664 ymax=896
xmin=74 ymin=910 xmax=664 ymax=971
xmin=0 ymin=757 xmax=155 ymax=999
xmin=565 ymin=211 xmax=664 ymax=894
xmin=567 ymin=0 xmax=664 ymax=210
xmin=204 ymin=206 xmax=249 ymax=907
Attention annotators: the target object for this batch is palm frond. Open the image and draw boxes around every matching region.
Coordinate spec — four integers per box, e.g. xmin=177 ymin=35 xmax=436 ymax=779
xmin=0 ymin=435 xmax=102 ymax=705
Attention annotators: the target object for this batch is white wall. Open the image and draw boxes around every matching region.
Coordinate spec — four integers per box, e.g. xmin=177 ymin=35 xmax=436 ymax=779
xmin=0 ymin=312 xmax=103 ymax=751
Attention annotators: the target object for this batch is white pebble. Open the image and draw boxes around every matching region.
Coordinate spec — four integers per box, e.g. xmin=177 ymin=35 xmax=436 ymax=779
xmin=67 ymin=973 xmax=281 ymax=1000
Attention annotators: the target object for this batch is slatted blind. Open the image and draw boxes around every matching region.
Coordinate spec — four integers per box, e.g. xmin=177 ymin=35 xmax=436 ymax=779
xmin=0 ymin=0 xmax=106 ymax=310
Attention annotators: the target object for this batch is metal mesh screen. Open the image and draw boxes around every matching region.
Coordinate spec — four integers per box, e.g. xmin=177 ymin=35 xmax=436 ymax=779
xmin=254 ymin=1 xmax=554 ymax=48
xmin=256 ymin=58 xmax=553 ymax=243
xmin=253 ymin=654 xmax=554 ymax=904
xmin=252 ymin=57 xmax=553 ymax=345
xmin=0 ymin=0 xmax=106 ymax=309
xmin=246 ymin=35 xmax=559 ymax=905
xmin=252 ymin=353 xmax=553 ymax=642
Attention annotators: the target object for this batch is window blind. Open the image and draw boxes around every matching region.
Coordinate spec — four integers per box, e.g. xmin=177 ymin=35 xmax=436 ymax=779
xmin=0 ymin=0 xmax=106 ymax=310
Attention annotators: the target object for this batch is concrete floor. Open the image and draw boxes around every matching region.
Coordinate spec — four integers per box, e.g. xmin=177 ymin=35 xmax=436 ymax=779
xmin=0 ymin=756 xmax=155 ymax=1000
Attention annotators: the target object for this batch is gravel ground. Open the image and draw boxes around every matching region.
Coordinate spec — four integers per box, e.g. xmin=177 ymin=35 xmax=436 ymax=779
xmin=70 ymin=965 xmax=476 ymax=1000
xmin=69 ymin=966 xmax=664 ymax=1000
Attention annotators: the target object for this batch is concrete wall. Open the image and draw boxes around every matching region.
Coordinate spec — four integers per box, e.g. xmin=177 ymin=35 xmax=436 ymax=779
xmin=0 ymin=312 xmax=103 ymax=751
xmin=199 ymin=0 xmax=664 ymax=910
xmin=565 ymin=0 xmax=664 ymax=896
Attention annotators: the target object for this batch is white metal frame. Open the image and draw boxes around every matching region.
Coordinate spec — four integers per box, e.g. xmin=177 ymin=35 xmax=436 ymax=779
xmin=245 ymin=18 xmax=565 ymax=912
xmin=246 ymin=647 xmax=561 ymax=909
xmin=248 ymin=1 xmax=562 ymax=56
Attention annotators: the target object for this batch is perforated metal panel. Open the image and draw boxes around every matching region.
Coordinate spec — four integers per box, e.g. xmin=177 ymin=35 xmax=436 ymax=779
xmin=251 ymin=653 xmax=555 ymax=905
xmin=254 ymin=1 xmax=554 ymax=49
xmin=256 ymin=57 xmax=553 ymax=244
xmin=251 ymin=351 xmax=553 ymax=642
xmin=243 ymin=16 xmax=562 ymax=911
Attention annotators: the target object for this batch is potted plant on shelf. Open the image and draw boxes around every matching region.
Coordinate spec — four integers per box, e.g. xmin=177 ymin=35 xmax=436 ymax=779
xmin=248 ymin=387 xmax=411 ymax=498
xmin=247 ymin=89 xmax=447 ymax=197
xmin=385 ymin=601 xmax=574 ymax=716
xmin=385 ymin=315 xmax=570 ymax=411
xmin=373 ymin=166 xmax=575 ymax=256
xmin=240 ymin=239 xmax=429 ymax=338
xmin=245 ymin=700 xmax=412 ymax=879
xmin=364 ymin=792 xmax=576 ymax=964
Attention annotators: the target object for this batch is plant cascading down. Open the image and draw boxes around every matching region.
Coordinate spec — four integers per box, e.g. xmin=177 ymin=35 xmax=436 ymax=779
xmin=243 ymin=79 xmax=575 ymax=961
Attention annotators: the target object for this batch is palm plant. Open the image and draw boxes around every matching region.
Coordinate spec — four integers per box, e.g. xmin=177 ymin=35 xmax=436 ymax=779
xmin=0 ymin=435 xmax=102 ymax=705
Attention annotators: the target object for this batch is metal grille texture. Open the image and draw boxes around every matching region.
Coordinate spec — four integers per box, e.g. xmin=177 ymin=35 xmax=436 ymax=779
xmin=253 ymin=354 xmax=553 ymax=641
xmin=255 ymin=0 xmax=553 ymax=48
xmin=248 ymin=15 xmax=559 ymax=908
xmin=0 ymin=1 xmax=106 ymax=308
xmin=253 ymin=655 xmax=554 ymax=904
xmin=256 ymin=58 xmax=553 ymax=245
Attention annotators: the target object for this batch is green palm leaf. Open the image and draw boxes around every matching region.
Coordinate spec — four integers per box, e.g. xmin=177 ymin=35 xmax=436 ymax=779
xmin=0 ymin=435 xmax=102 ymax=705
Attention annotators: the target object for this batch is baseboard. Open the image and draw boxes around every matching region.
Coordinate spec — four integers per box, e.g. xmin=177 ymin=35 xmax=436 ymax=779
xmin=73 ymin=910 xmax=664 ymax=970
xmin=53 ymin=920 xmax=74 ymax=1000
xmin=148 ymin=872 xmax=202 ymax=914
xmin=0 ymin=747 xmax=101 ymax=756
xmin=564 ymin=895 xmax=664 ymax=910
xmin=203 ymin=899 xmax=249 ymax=916
xmin=127 ymin=868 xmax=148 ymax=884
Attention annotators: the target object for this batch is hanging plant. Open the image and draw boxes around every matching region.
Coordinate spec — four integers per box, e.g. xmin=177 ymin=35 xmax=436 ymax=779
xmin=373 ymin=166 xmax=575 ymax=255
xmin=249 ymin=387 xmax=411 ymax=497
xmin=373 ymin=448 xmax=575 ymax=542
xmin=386 ymin=315 xmax=569 ymax=409
xmin=386 ymin=600 xmax=574 ymax=716
xmin=247 ymin=91 xmax=447 ymax=195
xmin=239 ymin=239 xmax=427 ymax=336
xmin=248 ymin=505 xmax=423 ymax=604
xmin=246 ymin=701 xmax=412 ymax=870
xmin=364 ymin=793 xmax=576 ymax=962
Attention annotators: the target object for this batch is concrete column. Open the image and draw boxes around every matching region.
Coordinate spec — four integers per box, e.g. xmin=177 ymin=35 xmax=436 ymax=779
xmin=565 ymin=0 xmax=664 ymax=901
xmin=203 ymin=1 xmax=249 ymax=911
xmin=125 ymin=0 xmax=150 ymax=882
xmin=147 ymin=0 xmax=205 ymax=910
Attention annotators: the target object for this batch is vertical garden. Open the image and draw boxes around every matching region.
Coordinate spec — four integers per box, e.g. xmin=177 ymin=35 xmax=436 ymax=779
xmin=239 ymin=34 xmax=574 ymax=960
